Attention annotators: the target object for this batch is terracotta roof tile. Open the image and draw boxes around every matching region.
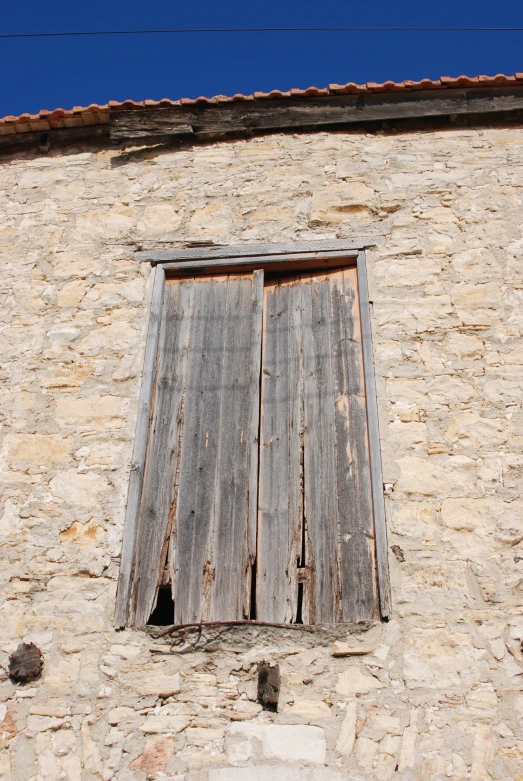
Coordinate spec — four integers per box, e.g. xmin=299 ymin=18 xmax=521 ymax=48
xmin=3 ymin=73 xmax=523 ymax=136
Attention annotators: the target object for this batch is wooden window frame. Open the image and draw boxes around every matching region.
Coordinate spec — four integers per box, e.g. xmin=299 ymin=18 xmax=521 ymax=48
xmin=115 ymin=241 xmax=391 ymax=627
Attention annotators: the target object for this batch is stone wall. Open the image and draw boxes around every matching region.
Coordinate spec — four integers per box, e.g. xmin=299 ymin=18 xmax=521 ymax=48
xmin=1 ymin=125 xmax=523 ymax=781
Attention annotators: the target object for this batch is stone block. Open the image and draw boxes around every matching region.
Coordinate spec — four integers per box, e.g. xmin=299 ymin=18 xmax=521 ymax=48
xmin=335 ymin=666 xmax=384 ymax=696
xmin=335 ymin=700 xmax=357 ymax=756
xmin=56 ymin=394 xmax=126 ymax=430
xmin=76 ymin=322 xmax=138 ymax=356
xmin=452 ymin=282 xmax=502 ymax=325
xmin=188 ymin=204 xmax=234 ymax=241
xmin=136 ymin=204 xmax=182 ymax=235
xmin=119 ymin=662 xmax=181 ymax=698
xmin=310 ymin=182 xmax=375 ymax=223
xmin=282 ymin=698 xmax=331 ymax=719
xmin=226 ymin=723 xmax=326 ymax=765
xmin=57 ymin=279 xmax=87 ymax=308
xmin=140 ymin=715 xmax=191 ymax=734
xmin=49 ymin=469 xmax=110 ymax=508
xmin=403 ymin=630 xmax=480 ymax=688
xmin=129 ymin=735 xmax=174 ymax=774
xmin=4 ymin=434 xmax=73 ymax=468
xmin=360 ymin=714 xmax=402 ymax=742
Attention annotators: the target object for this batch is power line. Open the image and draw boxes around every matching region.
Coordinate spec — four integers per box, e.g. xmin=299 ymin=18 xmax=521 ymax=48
xmin=2 ymin=27 xmax=523 ymax=40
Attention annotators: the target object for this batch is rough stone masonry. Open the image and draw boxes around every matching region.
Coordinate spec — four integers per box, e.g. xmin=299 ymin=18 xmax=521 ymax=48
xmin=0 ymin=122 xmax=523 ymax=781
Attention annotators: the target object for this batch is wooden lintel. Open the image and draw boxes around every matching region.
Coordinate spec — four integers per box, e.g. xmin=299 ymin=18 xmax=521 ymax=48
xmin=110 ymin=87 xmax=523 ymax=142
xmin=135 ymin=239 xmax=380 ymax=264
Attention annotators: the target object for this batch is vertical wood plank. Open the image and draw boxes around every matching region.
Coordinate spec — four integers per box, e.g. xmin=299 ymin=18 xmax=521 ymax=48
xmin=331 ymin=269 xmax=377 ymax=621
xmin=246 ymin=270 xmax=264 ymax=613
xmin=257 ymin=278 xmax=303 ymax=623
xmin=357 ymin=253 xmax=392 ymax=619
xmin=172 ymin=274 xmax=262 ymax=623
xmin=301 ymin=273 xmax=340 ymax=624
xmin=172 ymin=278 xmax=229 ymax=623
xmin=131 ymin=278 xmax=195 ymax=627
xmin=209 ymin=274 xmax=263 ymax=619
xmin=115 ymin=265 xmax=165 ymax=628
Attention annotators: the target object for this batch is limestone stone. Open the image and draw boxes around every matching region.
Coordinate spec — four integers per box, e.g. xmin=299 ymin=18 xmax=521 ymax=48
xmin=373 ymin=257 xmax=440 ymax=288
xmin=375 ymin=752 xmax=397 ymax=781
xmin=136 ymin=204 xmax=182 ymax=235
xmin=56 ymin=394 xmax=126 ymax=429
xmin=355 ymin=736 xmax=379 ymax=770
xmin=76 ymin=322 xmax=138 ymax=355
xmin=119 ymin=662 xmax=181 ymax=697
xmin=226 ymin=724 xmax=326 ymax=765
xmin=129 ymin=735 xmax=174 ymax=774
xmin=444 ymin=411 xmax=510 ymax=449
xmin=187 ymin=203 xmax=234 ymax=241
xmin=446 ymin=332 xmax=484 ymax=359
xmin=417 ymin=206 xmax=458 ymax=222
xmin=380 ymin=734 xmax=401 ymax=755
xmin=335 ymin=700 xmax=357 ymax=756
xmin=360 ymin=714 xmax=402 ymax=742
xmin=310 ymin=182 xmax=375 ymax=223
xmin=38 ymin=362 xmax=94 ymax=390
xmin=4 ymin=434 xmax=73 ymax=467
xmin=60 ymin=520 xmax=105 ymax=547
xmin=140 ymin=716 xmax=190 ymax=734
xmin=282 ymin=698 xmax=331 ymax=719
xmin=335 ymin=666 xmax=384 ymax=696
xmin=52 ymin=252 xmax=101 ymax=279
xmin=403 ymin=630 xmax=480 ymax=688
xmin=107 ymin=707 xmax=136 ymax=725
xmin=470 ymin=724 xmax=494 ymax=781
xmin=186 ymin=727 xmax=225 ymax=746
xmin=395 ymin=456 xmax=447 ymax=496
xmin=452 ymin=282 xmax=502 ymax=325
xmin=57 ymin=280 xmax=87 ymax=308
xmin=49 ymin=469 xmax=110 ymax=507
xmin=451 ymin=248 xmax=502 ymax=282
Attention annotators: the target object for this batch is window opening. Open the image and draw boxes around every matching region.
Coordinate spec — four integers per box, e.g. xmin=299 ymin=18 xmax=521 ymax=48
xmin=117 ymin=256 xmax=391 ymax=629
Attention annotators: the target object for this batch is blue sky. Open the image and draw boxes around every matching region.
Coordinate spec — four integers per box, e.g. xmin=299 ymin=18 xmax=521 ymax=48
xmin=2 ymin=0 xmax=523 ymax=116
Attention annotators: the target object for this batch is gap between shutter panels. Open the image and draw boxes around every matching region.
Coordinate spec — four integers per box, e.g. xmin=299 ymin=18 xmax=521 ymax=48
xmin=135 ymin=264 xmax=379 ymax=627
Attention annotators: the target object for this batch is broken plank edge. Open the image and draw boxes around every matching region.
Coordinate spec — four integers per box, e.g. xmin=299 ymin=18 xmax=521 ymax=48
xmin=356 ymin=251 xmax=392 ymax=619
xmin=114 ymin=265 xmax=166 ymax=628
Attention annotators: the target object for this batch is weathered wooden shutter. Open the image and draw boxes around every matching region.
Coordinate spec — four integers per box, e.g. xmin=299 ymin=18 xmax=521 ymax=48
xmin=130 ymin=271 xmax=263 ymax=627
xmin=257 ymin=268 xmax=378 ymax=623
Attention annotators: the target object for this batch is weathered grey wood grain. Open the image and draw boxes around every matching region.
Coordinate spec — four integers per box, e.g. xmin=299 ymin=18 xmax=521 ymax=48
xmin=110 ymin=87 xmax=523 ymax=143
xmin=246 ymin=270 xmax=264 ymax=603
xmin=301 ymin=274 xmax=340 ymax=624
xmin=173 ymin=278 xmax=229 ymax=623
xmin=131 ymin=278 xmax=195 ymax=627
xmin=135 ymin=240 xmax=365 ymax=263
xmin=357 ymin=252 xmax=392 ymax=619
xmin=209 ymin=275 xmax=262 ymax=620
xmin=115 ymin=265 xmax=165 ymax=628
xmin=330 ymin=270 xmax=377 ymax=622
xmin=152 ymin=250 xmax=360 ymax=273
xmin=257 ymin=278 xmax=303 ymax=623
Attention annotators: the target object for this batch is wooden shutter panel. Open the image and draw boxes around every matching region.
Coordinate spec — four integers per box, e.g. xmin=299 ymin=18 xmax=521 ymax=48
xmin=130 ymin=271 xmax=263 ymax=627
xmin=257 ymin=268 xmax=378 ymax=624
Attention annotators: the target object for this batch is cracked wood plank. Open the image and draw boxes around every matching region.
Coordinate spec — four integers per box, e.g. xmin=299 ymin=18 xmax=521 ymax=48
xmin=257 ymin=276 xmax=303 ymax=623
xmin=131 ymin=277 xmax=195 ymax=628
xmin=172 ymin=273 xmax=262 ymax=623
xmin=330 ymin=269 xmax=378 ymax=621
